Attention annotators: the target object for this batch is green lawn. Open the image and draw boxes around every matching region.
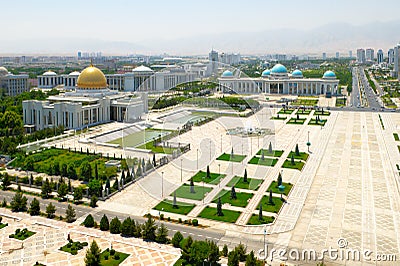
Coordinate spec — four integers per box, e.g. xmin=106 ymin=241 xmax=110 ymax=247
xmin=0 ymin=223 xmax=8 ymax=229
xmin=172 ymin=184 xmax=212 ymax=201
xmin=271 ymin=116 xmax=287 ymax=120
xmin=10 ymin=148 xmax=117 ymax=179
xmin=308 ymin=118 xmax=327 ymax=126
xmin=136 ymin=141 xmax=176 ymax=154
xmin=153 ymin=200 xmax=195 ymax=215
xmin=109 ymin=129 xmax=170 ymax=147
xmin=217 ymin=153 xmax=246 ymax=163
xmin=287 ymin=118 xmax=306 ymax=125
xmin=248 ymin=156 xmax=278 ymax=167
xmin=267 ymin=181 xmax=293 ymax=196
xmin=257 ymin=196 xmax=284 ymax=213
xmin=191 ymin=171 xmax=226 ymax=184
xmin=212 ymin=190 xmax=254 ymax=208
xmin=314 ymin=111 xmax=331 ymax=116
xmin=100 ymin=249 xmax=129 ymax=266
xmin=247 ymin=214 xmax=275 ymax=225
xmin=59 ymin=241 xmax=88 ymax=255
xmin=278 ymin=109 xmax=295 ymax=114
xmin=291 ymin=99 xmax=319 ymax=106
xmin=288 ymin=151 xmax=309 ymax=161
xmin=226 ymin=176 xmax=263 ymax=190
xmin=256 ymin=149 xmax=283 ymax=157
xmin=295 ymin=109 xmax=312 ymax=115
xmin=282 ymin=160 xmax=305 ymax=171
xmin=9 ymin=228 xmax=36 ymax=241
xmin=198 ymin=206 xmax=241 ymax=223
xmin=394 ymin=133 xmax=399 ymax=141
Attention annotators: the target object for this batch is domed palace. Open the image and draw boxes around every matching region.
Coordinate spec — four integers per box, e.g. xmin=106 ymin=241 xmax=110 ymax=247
xmin=219 ymin=63 xmax=338 ymax=96
xmin=22 ymin=64 xmax=148 ymax=132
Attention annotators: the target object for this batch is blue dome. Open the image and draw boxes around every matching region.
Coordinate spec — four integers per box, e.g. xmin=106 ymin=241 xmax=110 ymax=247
xmin=221 ymin=70 xmax=233 ymax=77
xmin=261 ymin=69 xmax=271 ymax=76
xmin=292 ymin=69 xmax=303 ymax=77
xmin=323 ymin=70 xmax=336 ymax=78
xmin=271 ymin=64 xmax=288 ymax=74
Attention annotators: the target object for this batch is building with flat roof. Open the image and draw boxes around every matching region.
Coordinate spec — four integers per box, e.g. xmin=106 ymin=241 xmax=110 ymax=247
xmin=23 ymin=64 xmax=148 ymax=131
xmin=0 ymin=66 xmax=29 ymax=96
xmin=218 ymin=63 xmax=339 ymax=97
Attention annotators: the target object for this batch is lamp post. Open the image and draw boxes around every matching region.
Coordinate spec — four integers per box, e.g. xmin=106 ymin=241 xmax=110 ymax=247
xmin=196 ymin=148 xmax=199 ymax=170
xmin=180 ymin=158 xmax=183 ymax=183
xmin=220 ymin=134 xmax=222 ymax=153
xmin=202 ymin=176 xmax=205 ymax=204
xmin=307 ymin=131 xmax=311 ymax=153
xmin=263 ymin=225 xmax=267 ymax=264
xmin=218 ymin=163 xmax=221 ymax=187
xmin=209 ymin=139 xmax=212 ymax=161
xmin=161 ymin=171 xmax=164 ymax=198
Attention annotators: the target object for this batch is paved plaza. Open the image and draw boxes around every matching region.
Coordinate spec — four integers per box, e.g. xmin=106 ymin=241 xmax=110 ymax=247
xmin=0 ymin=209 xmax=180 ymax=266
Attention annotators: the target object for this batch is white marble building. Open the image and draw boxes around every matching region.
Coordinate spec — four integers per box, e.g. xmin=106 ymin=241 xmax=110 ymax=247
xmin=23 ymin=64 xmax=148 ymax=131
xmin=218 ymin=64 xmax=339 ymax=96
xmin=0 ymin=66 xmax=29 ymax=96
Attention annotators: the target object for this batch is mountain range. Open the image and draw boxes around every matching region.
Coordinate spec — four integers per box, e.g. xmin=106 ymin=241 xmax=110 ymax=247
xmin=1 ymin=20 xmax=399 ymax=56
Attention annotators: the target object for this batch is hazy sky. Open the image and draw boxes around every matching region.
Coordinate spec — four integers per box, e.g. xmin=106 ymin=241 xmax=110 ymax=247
xmin=3 ymin=0 xmax=399 ymax=42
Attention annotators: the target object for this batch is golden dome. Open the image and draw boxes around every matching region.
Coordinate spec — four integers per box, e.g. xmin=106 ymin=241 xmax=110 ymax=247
xmin=77 ymin=64 xmax=107 ymax=89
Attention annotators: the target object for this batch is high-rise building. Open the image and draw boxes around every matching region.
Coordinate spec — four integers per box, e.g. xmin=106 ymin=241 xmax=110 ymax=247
xmin=377 ymin=49 xmax=384 ymax=64
xmin=209 ymin=49 xmax=218 ymax=74
xmin=335 ymin=52 xmax=340 ymax=59
xmin=357 ymin=49 xmax=366 ymax=64
xmin=77 ymin=51 xmax=82 ymax=59
xmin=322 ymin=53 xmax=327 ymax=60
xmin=388 ymin=48 xmax=395 ymax=64
xmin=394 ymin=44 xmax=400 ymax=78
xmin=349 ymin=51 xmax=353 ymax=58
xmin=366 ymin=48 xmax=375 ymax=62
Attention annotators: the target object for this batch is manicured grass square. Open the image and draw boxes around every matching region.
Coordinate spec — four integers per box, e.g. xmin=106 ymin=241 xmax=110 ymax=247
xmin=247 ymin=214 xmax=275 ymax=225
xmin=212 ymin=190 xmax=254 ymax=208
xmin=278 ymin=109 xmax=294 ymax=114
xmin=291 ymin=99 xmax=318 ymax=106
xmin=295 ymin=109 xmax=312 ymax=115
xmin=248 ymin=156 xmax=278 ymax=166
xmin=217 ymin=153 xmax=246 ymax=162
xmin=172 ymin=184 xmax=212 ymax=201
xmin=314 ymin=111 xmax=331 ymax=116
xmin=272 ymin=116 xmax=287 ymax=120
xmin=308 ymin=118 xmax=327 ymax=126
xmin=100 ymin=249 xmax=129 ymax=266
xmin=192 ymin=171 xmax=226 ymax=184
xmin=198 ymin=206 xmax=241 ymax=223
xmin=267 ymin=181 xmax=293 ymax=195
xmin=257 ymin=196 xmax=284 ymax=213
xmin=153 ymin=200 xmax=195 ymax=215
xmin=9 ymin=228 xmax=36 ymax=241
xmin=226 ymin=176 xmax=263 ymax=190
xmin=287 ymin=118 xmax=306 ymax=125
xmin=288 ymin=151 xmax=309 ymax=161
xmin=59 ymin=240 xmax=88 ymax=255
xmin=282 ymin=160 xmax=305 ymax=171
xmin=256 ymin=149 xmax=283 ymax=157
xmin=394 ymin=133 xmax=399 ymax=141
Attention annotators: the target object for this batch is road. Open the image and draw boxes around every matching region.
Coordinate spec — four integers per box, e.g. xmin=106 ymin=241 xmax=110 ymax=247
xmin=0 ymin=190 xmax=225 ymax=244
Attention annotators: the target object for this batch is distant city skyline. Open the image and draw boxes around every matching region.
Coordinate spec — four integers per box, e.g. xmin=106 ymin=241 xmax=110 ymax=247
xmin=2 ymin=0 xmax=400 ymax=55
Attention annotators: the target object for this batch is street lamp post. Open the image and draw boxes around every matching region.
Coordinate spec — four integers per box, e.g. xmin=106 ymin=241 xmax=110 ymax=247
xmin=263 ymin=225 xmax=267 ymax=264
xmin=202 ymin=176 xmax=205 ymax=204
xmin=220 ymin=134 xmax=222 ymax=153
xmin=196 ymin=149 xmax=199 ymax=170
xmin=180 ymin=158 xmax=183 ymax=183
xmin=307 ymin=131 xmax=311 ymax=153
xmin=209 ymin=139 xmax=212 ymax=161
xmin=161 ymin=171 xmax=164 ymax=198
xmin=218 ymin=163 xmax=221 ymax=187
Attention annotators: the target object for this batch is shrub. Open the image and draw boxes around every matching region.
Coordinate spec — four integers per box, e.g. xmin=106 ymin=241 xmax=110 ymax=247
xmin=178 ymin=218 xmax=182 ymax=223
xmin=167 ymin=217 xmax=171 ymax=221
xmin=114 ymin=253 xmax=120 ymax=260
xmin=160 ymin=214 xmax=164 ymax=220
xmin=192 ymin=219 xmax=198 ymax=226
xmin=110 ymin=249 xmax=115 ymax=256
xmin=71 ymin=249 xmax=77 ymax=255
xmin=104 ymin=255 xmax=108 ymax=260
